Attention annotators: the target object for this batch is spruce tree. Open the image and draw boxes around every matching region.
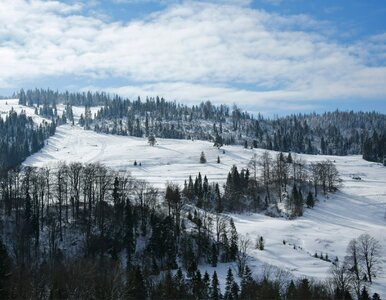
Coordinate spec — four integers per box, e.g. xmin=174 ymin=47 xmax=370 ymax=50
xmin=126 ymin=266 xmax=146 ymax=300
xmin=240 ymin=265 xmax=254 ymax=300
xmin=211 ymin=271 xmax=221 ymax=300
xmin=360 ymin=286 xmax=370 ymax=300
xmin=229 ymin=219 xmax=238 ymax=261
xmin=211 ymin=243 xmax=218 ymax=267
xmin=224 ymin=268 xmax=235 ymax=300
xmin=200 ymin=151 xmax=207 ymax=164
xmin=306 ymin=191 xmax=314 ymax=208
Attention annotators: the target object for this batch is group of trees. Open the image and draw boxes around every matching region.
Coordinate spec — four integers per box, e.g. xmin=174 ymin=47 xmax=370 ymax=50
xmin=362 ymin=133 xmax=386 ymax=165
xmin=0 ymin=163 xmax=244 ymax=298
xmin=183 ymin=151 xmax=340 ymax=217
xmin=0 ymin=110 xmax=55 ymax=174
xmin=330 ymin=234 xmax=382 ymax=299
xmin=16 ymin=89 xmax=386 ymax=164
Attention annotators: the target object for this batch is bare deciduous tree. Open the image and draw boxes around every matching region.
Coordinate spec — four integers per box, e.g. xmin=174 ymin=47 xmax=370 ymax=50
xmin=357 ymin=234 xmax=382 ymax=283
xmin=329 ymin=261 xmax=354 ymax=298
xmin=236 ymin=235 xmax=251 ymax=276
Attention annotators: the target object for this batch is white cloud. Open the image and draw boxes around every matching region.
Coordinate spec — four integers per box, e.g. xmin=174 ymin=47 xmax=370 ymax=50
xmin=0 ymin=0 xmax=385 ymax=110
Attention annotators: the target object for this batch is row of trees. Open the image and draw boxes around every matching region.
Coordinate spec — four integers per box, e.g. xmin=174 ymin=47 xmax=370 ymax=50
xmin=18 ymin=88 xmax=110 ymax=107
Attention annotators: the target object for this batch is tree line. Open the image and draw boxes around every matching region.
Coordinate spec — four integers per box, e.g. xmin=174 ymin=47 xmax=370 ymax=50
xmin=16 ymin=88 xmax=386 ymax=164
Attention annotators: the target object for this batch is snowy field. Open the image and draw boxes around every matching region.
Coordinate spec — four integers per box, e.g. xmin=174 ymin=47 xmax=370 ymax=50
xmin=24 ymin=124 xmax=386 ymax=296
xmin=0 ymin=98 xmax=48 ymax=124
xmin=0 ymin=99 xmax=100 ymax=124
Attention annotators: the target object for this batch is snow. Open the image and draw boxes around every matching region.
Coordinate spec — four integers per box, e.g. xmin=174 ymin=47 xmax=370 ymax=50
xmin=0 ymin=98 xmax=49 ymax=124
xmin=24 ymin=124 xmax=386 ymax=296
xmin=56 ymin=104 xmax=102 ymax=122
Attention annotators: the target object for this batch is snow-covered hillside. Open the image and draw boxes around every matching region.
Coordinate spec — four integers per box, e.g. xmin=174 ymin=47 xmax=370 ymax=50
xmin=24 ymin=124 xmax=386 ymax=296
xmin=0 ymin=99 xmax=48 ymax=124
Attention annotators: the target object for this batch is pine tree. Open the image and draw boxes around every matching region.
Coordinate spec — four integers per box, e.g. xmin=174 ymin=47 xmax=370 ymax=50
xmin=192 ymin=270 xmax=204 ymax=299
xmin=287 ymin=152 xmax=293 ymax=163
xmin=224 ymin=268 xmax=235 ymax=300
xmin=211 ymin=243 xmax=218 ymax=267
xmin=240 ymin=265 xmax=254 ymax=300
xmin=360 ymin=286 xmax=370 ymax=300
xmin=306 ymin=191 xmax=315 ymax=208
xmin=203 ymin=271 xmax=211 ymax=299
xmin=231 ymin=281 xmax=240 ymax=300
xmin=286 ymin=280 xmax=297 ymax=300
xmin=200 ymin=151 xmax=207 ymax=164
xmin=0 ymin=240 xmax=11 ymax=299
xmin=211 ymin=271 xmax=221 ymax=300
xmin=161 ymin=270 xmax=176 ymax=300
xmin=229 ymin=219 xmax=238 ymax=261
xmin=175 ymin=268 xmax=188 ymax=299
xmin=126 ymin=266 xmax=146 ymax=300
xmin=148 ymin=134 xmax=156 ymax=146
xmin=214 ymin=133 xmax=223 ymax=148
xmin=372 ymin=293 xmax=381 ymax=300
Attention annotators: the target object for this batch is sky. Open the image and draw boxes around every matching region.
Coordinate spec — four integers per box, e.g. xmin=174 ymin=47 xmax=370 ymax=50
xmin=0 ymin=0 xmax=385 ymax=115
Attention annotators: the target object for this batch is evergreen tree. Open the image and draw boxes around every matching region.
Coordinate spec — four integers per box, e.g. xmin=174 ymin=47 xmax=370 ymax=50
xmin=211 ymin=271 xmax=221 ymax=300
xmin=224 ymin=268 xmax=235 ymax=300
xmin=229 ymin=219 xmax=238 ymax=261
xmin=211 ymin=243 xmax=218 ymax=267
xmin=214 ymin=133 xmax=223 ymax=148
xmin=306 ymin=191 xmax=315 ymax=208
xmin=240 ymin=265 xmax=254 ymax=300
xmin=360 ymin=286 xmax=370 ymax=300
xmin=372 ymin=293 xmax=381 ymax=300
xmin=148 ymin=134 xmax=156 ymax=146
xmin=175 ymin=268 xmax=188 ymax=299
xmin=203 ymin=271 xmax=211 ymax=300
xmin=0 ymin=240 xmax=11 ymax=299
xmin=200 ymin=151 xmax=207 ymax=164
xmin=126 ymin=266 xmax=146 ymax=300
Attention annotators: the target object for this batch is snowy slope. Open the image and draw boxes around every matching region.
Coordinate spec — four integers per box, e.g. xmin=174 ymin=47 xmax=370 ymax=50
xmin=0 ymin=98 xmax=49 ymax=124
xmin=24 ymin=124 xmax=386 ymax=296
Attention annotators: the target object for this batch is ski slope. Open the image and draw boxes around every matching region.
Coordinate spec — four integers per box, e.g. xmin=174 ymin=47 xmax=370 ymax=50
xmin=24 ymin=124 xmax=386 ymax=296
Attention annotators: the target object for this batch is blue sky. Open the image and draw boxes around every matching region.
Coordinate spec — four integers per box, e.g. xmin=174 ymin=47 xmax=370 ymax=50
xmin=1 ymin=0 xmax=385 ymax=115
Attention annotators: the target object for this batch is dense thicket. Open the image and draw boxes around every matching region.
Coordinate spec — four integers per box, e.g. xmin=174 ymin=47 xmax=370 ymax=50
xmin=0 ymin=110 xmax=55 ymax=173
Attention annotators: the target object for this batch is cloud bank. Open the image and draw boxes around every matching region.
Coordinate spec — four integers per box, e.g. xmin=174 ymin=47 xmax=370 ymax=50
xmin=0 ymin=0 xmax=385 ymax=112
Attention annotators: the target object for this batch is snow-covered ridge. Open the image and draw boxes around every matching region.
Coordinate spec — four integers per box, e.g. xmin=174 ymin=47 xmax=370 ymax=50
xmin=23 ymin=124 xmax=386 ymax=297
